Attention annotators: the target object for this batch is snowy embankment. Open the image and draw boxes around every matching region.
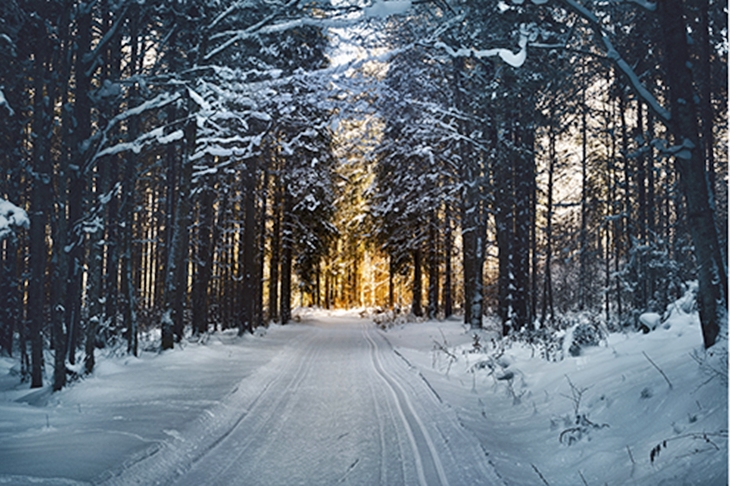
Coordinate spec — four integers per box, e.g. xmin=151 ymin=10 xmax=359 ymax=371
xmin=382 ymin=307 xmax=728 ymax=485
xmin=0 ymin=328 xmax=287 ymax=484
xmin=0 ymin=304 xmax=725 ymax=485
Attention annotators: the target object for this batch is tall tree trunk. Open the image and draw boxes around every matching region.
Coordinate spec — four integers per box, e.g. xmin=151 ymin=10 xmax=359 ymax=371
xmin=658 ymin=0 xmax=727 ymax=348
xmin=619 ymin=87 xmax=636 ymax=325
xmin=442 ymin=209 xmax=453 ymax=318
xmin=123 ymin=6 xmax=140 ymax=356
xmin=427 ymin=209 xmax=439 ymax=319
xmin=513 ymin=114 xmax=534 ymax=331
xmin=162 ymin=98 xmax=195 ymax=347
xmin=646 ymin=111 xmax=657 ymax=303
xmin=579 ymin=72 xmax=589 ymax=311
xmin=50 ymin=4 xmax=72 ymax=390
xmin=542 ymin=122 xmax=555 ymax=325
xmin=255 ymin=168 xmax=269 ymax=327
xmin=192 ymin=180 xmax=215 ymax=335
xmin=268 ymin=173 xmax=282 ymax=322
xmin=411 ymin=248 xmax=423 ymax=317
xmin=635 ymin=101 xmax=648 ymax=312
xmin=66 ymin=1 xmax=93 ymax=367
xmin=28 ymin=26 xmax=52 ymax=388
xmin=280 ymin=191 xmax=293 ymax=325
xmin=495 ymin=145 xmax=514 ymax=335
xmin=452 ymin=56 xmax=483 ymax=329
xmin=240 ymin=159 xmax=258 ymax=335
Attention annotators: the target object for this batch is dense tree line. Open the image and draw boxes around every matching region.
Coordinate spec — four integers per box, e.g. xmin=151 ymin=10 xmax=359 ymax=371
xmin=0 ymin=0 xmax=341 ymax=390
xmin=0 ymin=0 xmax=726 ymax=393
xmin=367 ymin=0 xmax=726 ymax=345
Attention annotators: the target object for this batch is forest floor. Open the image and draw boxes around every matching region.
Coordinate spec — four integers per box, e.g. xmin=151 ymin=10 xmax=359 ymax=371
xmin=0 ymin=305 xmax=726 ymax=485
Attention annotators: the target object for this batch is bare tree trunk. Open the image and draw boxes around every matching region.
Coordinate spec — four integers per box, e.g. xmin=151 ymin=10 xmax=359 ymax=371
xmin=658 ymin=0 xmax=726 ymax=348
xmin=256 ymin=167 xmax=269 ymax=326
xmin=452 ymin=56 xmax=483 ymax=329
xmin=635 ymin=101 xmax=648 ymax=312
xmin=579 ymin=69 xmax=589 ymax=311
xmin=442 ymin=209 xmax=453 ymax=318
xmin=513 ymin=113 xmax=534 ymax=331
xmin=192 ymin=179 xmax=215 ymax=335
xmin=411 ymin=248 xmax=423 ymax=317
xmin=542 ymin=121 xmax=556 ymax=325
xmin=427 ymin=209 xmax=439 ymax=319
xmin=268 ymin=172 xmax=282 ymax=322
xmin=65 ymin=1 xmax=93 ymax=368
xmin=28 ymin=25 xmax=52 ymax=387
xmin=280 ymin=191 xmax=293 ymax=325
xmin=240 ymin=158 xmax=258 ymax=335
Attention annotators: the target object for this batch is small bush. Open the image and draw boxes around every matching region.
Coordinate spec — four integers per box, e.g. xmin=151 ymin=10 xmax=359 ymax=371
xmin=509 ymin=327 xmax=565 ymax=362
xmin=568 ymin=323 xmax=603 ymax=357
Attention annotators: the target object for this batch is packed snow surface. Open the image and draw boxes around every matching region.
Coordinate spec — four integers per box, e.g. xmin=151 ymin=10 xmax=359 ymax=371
xmin=0 ymin=309 xmax=726 ymax=485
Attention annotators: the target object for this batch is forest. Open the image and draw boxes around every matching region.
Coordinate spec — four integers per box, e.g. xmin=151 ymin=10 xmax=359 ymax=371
xmin=0 ymin=0 xmax=726 ymax=395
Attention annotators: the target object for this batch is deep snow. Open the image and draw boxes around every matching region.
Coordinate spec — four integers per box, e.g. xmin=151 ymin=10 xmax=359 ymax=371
xmin=0 ymin=307 xmax=726 ymax=485
xmin=382 ymin=308 xmax=728 ymax=485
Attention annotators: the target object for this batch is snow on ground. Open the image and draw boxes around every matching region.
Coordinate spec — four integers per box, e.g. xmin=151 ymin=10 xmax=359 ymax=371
xmin=383 ymin=309 xmax=728 ymax=485
xmin=0 ymin=304 xmax=726 ymax=485
xmin=0 ymin=328 xmax=290 ymax=484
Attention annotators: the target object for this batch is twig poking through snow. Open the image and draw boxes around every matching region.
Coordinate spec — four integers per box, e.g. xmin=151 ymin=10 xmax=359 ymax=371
xmin=642 ymin=351 xmax=673 ymax=389
xmin=579 ymin=470 xmax=589 ymax=485
xmin=432 ymin=328 xmax=458 ymax=362
xmin=531 ymin=463 xmax=551 ymax=485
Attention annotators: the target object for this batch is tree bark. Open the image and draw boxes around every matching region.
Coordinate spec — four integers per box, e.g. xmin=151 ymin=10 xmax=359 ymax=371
xmin=192 ymin=181 xmax=215 ymax=335
xmin=268 ymin=173 xmax=282 ymax=322
xmin=28 ymin=24 xmax=52 ymax=388
xmin=65 ymin=1 xmax=93 ymax=367
xmin=657 ymin=0 xmax=727 ymax=348
xmin=442 ymin=210 xmax=453 ymax=318
xmin=411 ymin=248 xmax=423 ymax=317
xmin=280 ymin=191 xmax=293 ymax=325
xmin=542 ymin=121 xmax=555 ymax=325
xmin=427 ymin=209 xmax=439 ymax=319
xmin=240 ymin=159 xmax=258 ymax=335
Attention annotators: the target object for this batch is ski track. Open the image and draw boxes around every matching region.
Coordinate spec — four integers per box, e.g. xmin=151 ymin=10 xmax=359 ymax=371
xmin=100 ymin=316 xmax=503 ymax=485
xmin=362 ymin=322 xmax=448 ymax=486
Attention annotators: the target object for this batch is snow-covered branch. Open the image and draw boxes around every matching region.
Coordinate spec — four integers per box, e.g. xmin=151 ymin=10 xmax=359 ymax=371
xmin=0 ymin=198 xmax=29 ymax=241
xmin=205 ymin=0 xmax=412 ymax=61
xmin=558 ymin=0 xmax=671 ymax=123
xmin=95 ymin=127 xmax=184 ymax=159
xmin=434 ymin=33 xmax=528 ymax=68
xmin=601 ymin=33 xmax=671 ymax=122
xmin=82 ymin=3 xmax=130 ymax=77
xmin=0 ymin=88 xmax=15 ymax=116
xmin=90 ymin=92 xmax=182 ymax=164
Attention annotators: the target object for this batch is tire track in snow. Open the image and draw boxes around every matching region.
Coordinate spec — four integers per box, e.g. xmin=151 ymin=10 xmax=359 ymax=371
xmin=100 ymin=328 xmax=321 ymax=486
xmin=176 ymin=328 xmax=325 ymax=485
xmin=362 ymin=323 xmax=450 ymax=486
xmin=370 ymin=326 xmax=507 ymax=486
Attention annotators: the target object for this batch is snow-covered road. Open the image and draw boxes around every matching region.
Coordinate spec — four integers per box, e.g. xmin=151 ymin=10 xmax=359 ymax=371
xmin=1 ymin=308 xmax=726 ymax=485
xmin=104 ymin=315 xmax=501 ymax=485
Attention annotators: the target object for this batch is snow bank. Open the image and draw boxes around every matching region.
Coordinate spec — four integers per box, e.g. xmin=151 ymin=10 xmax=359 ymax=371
xmin=382 ymin=311 xmax=727 ymax=485
xmin=0 ymin=329 xmax=290 ymax=483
